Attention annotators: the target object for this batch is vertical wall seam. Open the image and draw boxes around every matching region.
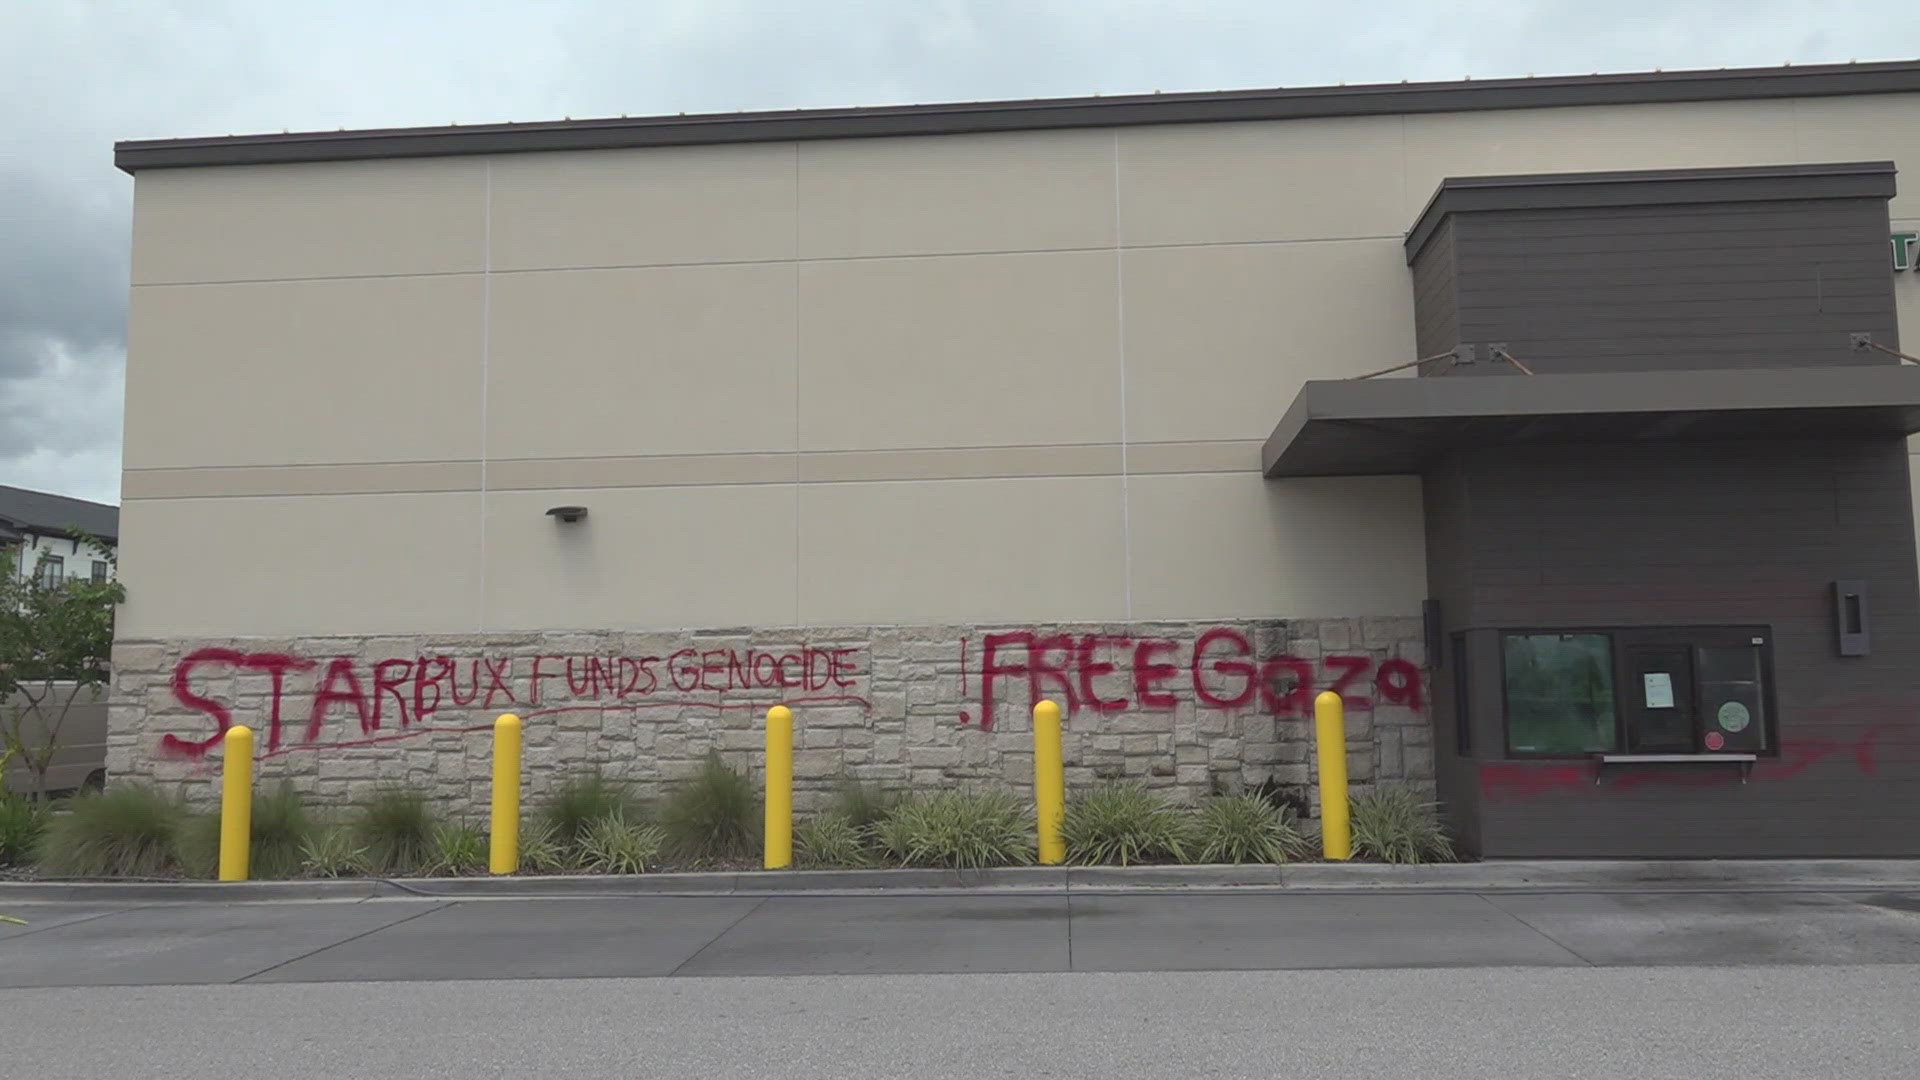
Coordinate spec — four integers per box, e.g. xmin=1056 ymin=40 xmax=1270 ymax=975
xmin=792 ymin=141 xmax=803 ymax=629
xmin=1113 ymin=131 xmax=1133 ymax=622
xmin=479 ymin=161 xmax=493 ymax=632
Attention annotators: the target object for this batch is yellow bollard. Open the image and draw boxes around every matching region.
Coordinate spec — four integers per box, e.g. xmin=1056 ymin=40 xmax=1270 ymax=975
xmin=1033 ymin=700 xmax=1066 ymax=865
xmin=764 ymin=705 xmax=793 ymax=869
xmin=218 ymin=725 xmax=254 ymax=882
xmin=1313 ymin=690 xmax=1352 ymax=861
xmin=489 ymin=714 xmax=522 ymax=875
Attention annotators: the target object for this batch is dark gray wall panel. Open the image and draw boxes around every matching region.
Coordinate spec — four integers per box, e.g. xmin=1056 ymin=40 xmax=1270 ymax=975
xmin=1426 ymin=437 xmax=1920 ymax=857
xmin=1411 ymin=217 xmax=1458 ymax=362
xmin=1443 ymin=197 xmax=1900 ymax=375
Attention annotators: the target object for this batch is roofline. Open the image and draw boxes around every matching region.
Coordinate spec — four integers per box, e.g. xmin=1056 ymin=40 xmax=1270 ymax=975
xmin=115 ymin=59 xmax=1920 ymax=173
xmin=1404 ymin=160 xmax=1900 ymax=263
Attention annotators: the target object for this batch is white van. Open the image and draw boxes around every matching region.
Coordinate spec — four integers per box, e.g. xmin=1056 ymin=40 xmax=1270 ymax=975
xmin=2 ymin=682 xmax=108 ymax=797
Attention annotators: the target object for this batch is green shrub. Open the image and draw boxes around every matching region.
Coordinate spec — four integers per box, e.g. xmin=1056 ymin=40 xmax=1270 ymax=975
xmin=658 ymin=752 xmax=759 ymax=862
xmin=299 ymin=826 xmax=368 ymax=878
xmin=794 ymin=810 xmax=871 ymax=868
xmin=251 ymin=784 xmax=317 ymax=878
xmin=1191 ymin=793 xmax=1308 ymax=864
xmin=350 ymin=786 xmax=438 ymax=875
xmin=1059 ymin=782 xmax=1192 ymax=866
xmin=577 ymin=813 xmax=665 ymax=875
xmin=174 ymin=812 xmax=221 ymax=879
xmin=518 ymin=822 xmax=575 ymax=874
xmin=829 ymin=776 xmax=900 ymax=834
xmin=424 ymin=822 xmax=488 ymax=876
xmin=876 ymin=790 xmax=1034 ymax=870
xmin=37 ymin=784 xmax=185 ymax=877
xmin=1349 ymin=786 xmax=1455 ymax=865
xmin=173 ymin=784 xmax=313 ymax=880
xmin=537 ymin=771 xmax=643 ymax=846
xmin=0 ymin=795 xmax=47 ymax=867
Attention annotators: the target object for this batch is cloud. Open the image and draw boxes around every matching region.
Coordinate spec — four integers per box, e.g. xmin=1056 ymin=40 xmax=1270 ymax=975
xmin=6 ymin=0 xmax=1920 ymax=505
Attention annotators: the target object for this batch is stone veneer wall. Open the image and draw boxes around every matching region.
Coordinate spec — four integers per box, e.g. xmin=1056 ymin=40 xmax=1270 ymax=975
xmin=106 ymin=618 xmax=1434 ymax=815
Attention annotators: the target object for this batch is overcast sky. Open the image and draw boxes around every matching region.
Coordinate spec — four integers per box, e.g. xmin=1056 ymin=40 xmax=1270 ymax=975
xmin=7 ymin=1 xmax=1920 ymax=505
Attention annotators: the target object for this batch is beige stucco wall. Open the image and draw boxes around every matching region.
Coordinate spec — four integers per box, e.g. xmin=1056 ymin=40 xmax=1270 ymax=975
xmin=120 ymin=92 xmax=1920 ymax=639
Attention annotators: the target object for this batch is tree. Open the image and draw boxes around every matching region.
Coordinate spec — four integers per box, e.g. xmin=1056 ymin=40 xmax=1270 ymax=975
xmin=0 ymin=532 xmax=125 ymax=798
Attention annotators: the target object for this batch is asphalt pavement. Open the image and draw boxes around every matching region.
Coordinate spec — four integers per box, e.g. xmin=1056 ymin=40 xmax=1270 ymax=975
xmin=4 ymin=886 xmax=1920 ymax=986
xmin=5 ymin=966 xmax=1919 ymax=1079
xmin=4 ymin=887 xmax=1918 ymax=1077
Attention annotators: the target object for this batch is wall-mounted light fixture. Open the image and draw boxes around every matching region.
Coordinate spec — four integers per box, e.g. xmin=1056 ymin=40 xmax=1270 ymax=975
xmin=546 ymin=505 xmax=588 ymax=524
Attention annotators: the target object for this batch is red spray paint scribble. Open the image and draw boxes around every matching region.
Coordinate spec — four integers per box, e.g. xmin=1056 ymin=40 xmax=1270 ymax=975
xmin=162 ymin=646 xmax=868 ymax=762
xmin=1479 ymin=717 xmax=1896 ymax=801
xmin=968 ymin=628 xmax=1423 ymax=730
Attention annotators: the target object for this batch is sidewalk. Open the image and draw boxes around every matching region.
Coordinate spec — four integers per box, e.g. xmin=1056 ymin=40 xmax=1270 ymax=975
xmin=5 ymin=858 xmax=1919 ymax=903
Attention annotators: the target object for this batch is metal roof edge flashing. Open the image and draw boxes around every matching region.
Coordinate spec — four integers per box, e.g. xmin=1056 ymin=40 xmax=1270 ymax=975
xmin=114 ymin=59 xmax=1920 ymax=173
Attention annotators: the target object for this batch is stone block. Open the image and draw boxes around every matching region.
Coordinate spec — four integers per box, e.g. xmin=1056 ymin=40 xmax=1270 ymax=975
xmin=317 ymin=757 xmax=382 ymax=781
xmin=1378 ymin=729 xmax=1403 ymax=779
xmin=1200 ymin=703 xmax=1241 ymax=730
xmin=1373 ymin=703 xmax=1422 ymax=727
xmin=715 ymin=728 xmax=762 ymax=752
xmin=111 ymin=642 xmax=172 ymax=670
xmin=796 ymin=724 xmax=846 ymax=752
xmin=908 ymin=746 xmax=963 ymax=769
xmin=1116 ymin=713 xmax=1172 ymax=734
xmin=1239 ymin=741 xmax=1282 ymax=765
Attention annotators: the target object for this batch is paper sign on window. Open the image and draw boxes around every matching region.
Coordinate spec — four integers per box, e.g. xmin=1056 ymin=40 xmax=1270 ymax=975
xmin=1643 ymin=672 xmax=1675 ymax=709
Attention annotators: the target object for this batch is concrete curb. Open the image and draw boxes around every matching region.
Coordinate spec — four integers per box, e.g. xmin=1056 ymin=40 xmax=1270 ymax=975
xmin=1281 ymin=859 xmax=1920 ymax=891
xmin=4 ymin=859 xmax=1917 ymax=903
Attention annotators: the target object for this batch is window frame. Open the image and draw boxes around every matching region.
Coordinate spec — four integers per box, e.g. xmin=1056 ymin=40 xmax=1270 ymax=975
xmin=1497 ymin=625 xmax=1778 ymax=760
xmin=36 ymin=553 xmax=65 ymax=587
xmin=90 ymin=560 xmax=108 ymax=583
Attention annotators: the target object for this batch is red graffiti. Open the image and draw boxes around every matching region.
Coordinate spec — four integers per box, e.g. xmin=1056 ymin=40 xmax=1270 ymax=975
xmin=309 ymin=658 xmax=371 ymax=740
xmin=161 ymin=646 xmax=868 ymax=761
xmin=159 ymin=649 xmax=321 ymax=759
xmin=1479 ymin=721 xmax=1892 ymax=801
xmin=968 ymin=629 xmax=1423 ymax=730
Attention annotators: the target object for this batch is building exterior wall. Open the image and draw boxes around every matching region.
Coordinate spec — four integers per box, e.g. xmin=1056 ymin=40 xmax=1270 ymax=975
xmin=110 ymin=87 xmax=1920 ymax=820
xmin=107 ymin=617 xmax=1429 ymax=811
xmin=9 ymin=533 xmax=114 ymax=585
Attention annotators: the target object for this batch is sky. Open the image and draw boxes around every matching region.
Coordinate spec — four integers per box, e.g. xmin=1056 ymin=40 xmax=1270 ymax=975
xmin=6 ymin=0 xmax=1920 ymax=506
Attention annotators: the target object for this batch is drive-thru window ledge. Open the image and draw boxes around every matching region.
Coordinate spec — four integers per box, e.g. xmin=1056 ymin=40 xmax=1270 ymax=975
xmin=1595 ymin=753 xmax=1758 ymax=785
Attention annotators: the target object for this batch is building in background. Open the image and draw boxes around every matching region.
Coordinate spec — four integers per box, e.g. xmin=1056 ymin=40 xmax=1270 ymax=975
xmin=0 ymin=485 xmax=118 ymax=586
xmin=108 ymin=60 xmax=1920 ymax=856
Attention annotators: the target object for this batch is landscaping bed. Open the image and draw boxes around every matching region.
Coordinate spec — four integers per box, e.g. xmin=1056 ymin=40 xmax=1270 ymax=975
xmin=0 ymin=754 xmax=1456 ymax=882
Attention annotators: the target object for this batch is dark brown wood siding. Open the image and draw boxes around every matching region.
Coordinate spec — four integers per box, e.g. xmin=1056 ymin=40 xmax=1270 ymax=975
xmin=1446 ymin=197 xmax=1899 ymax=375
xmin=1426 ymin=437 xmax=1920 ymax=857
xmin=1410 ymin=216 xmax=1458 ymax=362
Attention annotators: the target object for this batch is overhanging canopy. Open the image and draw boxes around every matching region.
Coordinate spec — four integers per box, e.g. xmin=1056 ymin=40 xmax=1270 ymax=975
xmin=1262 ymin=365 xmax=1920 ymax=477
